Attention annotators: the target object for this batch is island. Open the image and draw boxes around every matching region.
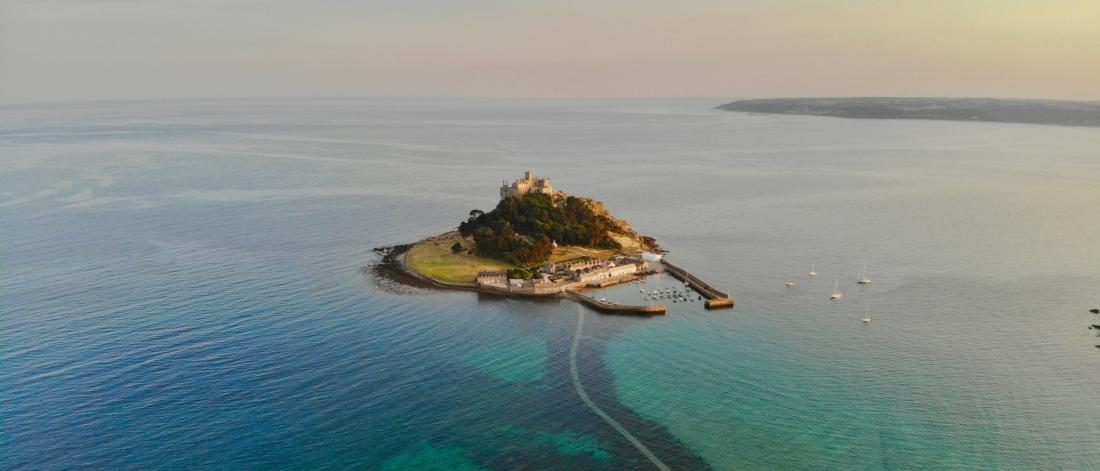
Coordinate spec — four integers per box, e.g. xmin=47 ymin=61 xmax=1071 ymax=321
xmin=379 ymin=171 xmax=734 ymax=313
xmin=716 ymin=97 xmax=1100 ymax=127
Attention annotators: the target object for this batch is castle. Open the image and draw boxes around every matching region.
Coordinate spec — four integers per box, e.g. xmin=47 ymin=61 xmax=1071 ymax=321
xmin=500 ymin=171 xmax=554 ymax=200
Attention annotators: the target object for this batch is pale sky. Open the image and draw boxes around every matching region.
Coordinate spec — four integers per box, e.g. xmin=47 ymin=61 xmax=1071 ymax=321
xmin=1 ymin=0 xmax=1098 ymax=103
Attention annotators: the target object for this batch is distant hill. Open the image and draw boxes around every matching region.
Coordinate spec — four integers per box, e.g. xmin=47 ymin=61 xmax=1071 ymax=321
xmin=716 ymin=97 xmax=1100 ymax=127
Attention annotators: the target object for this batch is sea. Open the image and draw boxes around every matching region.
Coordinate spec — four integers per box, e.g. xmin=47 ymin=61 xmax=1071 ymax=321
xmin=3 ymin=98 xmax=1099 ymax=470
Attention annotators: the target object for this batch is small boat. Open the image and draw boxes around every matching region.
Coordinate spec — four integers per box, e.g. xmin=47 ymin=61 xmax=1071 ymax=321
xmin=862 ymin=308 xmax=872 ymax=324
xmin=1091 ymin=308 xmax=1099 ymax=314
xmin=857 ymin=265 xmax=872 ymax=285
xmin=785 ymin=273 xmax=795 ymax=287
xmin=808 ymin=262 xmax=816 ymax=277
xmin=830 ymin=278 xmax=843 ymax=300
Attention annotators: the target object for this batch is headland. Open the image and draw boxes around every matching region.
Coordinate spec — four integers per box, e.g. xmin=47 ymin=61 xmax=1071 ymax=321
xmin=716 ymin=97 xmax=1100 ymax=127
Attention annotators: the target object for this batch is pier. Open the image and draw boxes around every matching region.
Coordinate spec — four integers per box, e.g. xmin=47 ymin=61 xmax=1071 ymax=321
xmin=660 ymin=260 xmax=735 ymax=309
xmin=566 ymin=290 xmax=667 ymax=315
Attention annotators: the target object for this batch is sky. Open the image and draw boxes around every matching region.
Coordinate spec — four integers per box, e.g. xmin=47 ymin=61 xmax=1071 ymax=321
xmin=1 ymin=0 xmax=1098 ymax=103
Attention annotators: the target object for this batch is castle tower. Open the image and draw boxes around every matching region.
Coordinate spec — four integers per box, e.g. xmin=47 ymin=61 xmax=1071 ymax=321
xmin=500 ymin=171 xmax=555 ymax=200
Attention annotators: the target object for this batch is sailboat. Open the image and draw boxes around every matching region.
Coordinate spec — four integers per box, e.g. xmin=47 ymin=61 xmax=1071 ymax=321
xmin=830 ymin=277 xmax=843 ymax=300
xmin=857 ymin=265 xmax=872 ymax=284
xmin=808 ymin=262 xmax=816 ymax=277
xmin=862 ymin=308 xmax=872 ymax=324
xmin=786 ymin=273 xmax=795 ymax=287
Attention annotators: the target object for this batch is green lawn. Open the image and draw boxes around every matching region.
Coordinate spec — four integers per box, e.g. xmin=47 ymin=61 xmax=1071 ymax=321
xmin=405 ymin=237 xmax=516 ymax=284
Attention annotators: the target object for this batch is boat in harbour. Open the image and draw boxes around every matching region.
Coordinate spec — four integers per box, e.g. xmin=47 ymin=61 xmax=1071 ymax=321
xmin=830 ymin=277 xmax=843 ymax=300
xmin=857 ymin=265 xmax=872 ymax=285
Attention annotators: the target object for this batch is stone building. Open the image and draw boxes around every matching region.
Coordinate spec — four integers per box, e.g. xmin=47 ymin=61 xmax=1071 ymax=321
xmin=476 ymin=271 xmax=508 ymax=288
xmin=566 ymin=258 xmax=602 ymax=278
xmin=569 ymin=259 xmax=648 ymax=284
xmin=500 ymin=170 xmax=555 ymax=200
xmin=607 ymin=263 xmax=639 ymax=278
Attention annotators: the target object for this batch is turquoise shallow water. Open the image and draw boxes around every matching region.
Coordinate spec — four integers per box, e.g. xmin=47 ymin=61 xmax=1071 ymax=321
xmin=3 ymin=98 xmax=1099 ymax=469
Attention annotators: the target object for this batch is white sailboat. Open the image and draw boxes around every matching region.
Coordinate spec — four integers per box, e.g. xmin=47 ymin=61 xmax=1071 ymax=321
xmin=808 ymin=262 xmax=816 ymax=277
xmin=857 ymin=265 xmax=872 ymax=285
xmin=786 ymin=273 xmax=795 ymax=287
xmin=830 ymin=277 xmax=843 ymax=300
xmin=862 ymin=308 xmax=872 ymax=324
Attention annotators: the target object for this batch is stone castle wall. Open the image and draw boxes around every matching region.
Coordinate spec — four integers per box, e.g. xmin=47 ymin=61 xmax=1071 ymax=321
xmin=500 ymin=170 xmax=554 ymax=199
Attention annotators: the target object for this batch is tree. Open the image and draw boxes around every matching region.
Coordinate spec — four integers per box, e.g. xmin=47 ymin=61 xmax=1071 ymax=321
xmin=459 ymin=193 xmax=627 ymax=265
xmin=507 ymin=268 xmax=532 ymax=280
xmin=458 ymin=209 xmax=485 ymax=236
xmin=451 ymin=242 xmax=463 ymax=253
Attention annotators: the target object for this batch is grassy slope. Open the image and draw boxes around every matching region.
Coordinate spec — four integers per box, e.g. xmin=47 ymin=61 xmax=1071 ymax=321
xmin=406 ymin=237 xmax=516 ymax=284
xmin=549 ymin=246 xmax=617 ymax=264
xmin=407 ymin=236 xmax=634 ymax=283
xmin=546 ymin=233 xmax=643 ymax=265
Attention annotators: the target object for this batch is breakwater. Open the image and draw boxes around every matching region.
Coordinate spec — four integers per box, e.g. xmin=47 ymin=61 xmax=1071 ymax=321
xmin=566 ymin=290 xmax=667 ymax=315
xmin=660 ymin=260 xmax=735 ymax=309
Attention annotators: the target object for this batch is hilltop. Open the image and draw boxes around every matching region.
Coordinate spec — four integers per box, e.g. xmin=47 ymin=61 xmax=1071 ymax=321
xmin=402 ymin=172 xmax=655 ymax=285
xmin=458 ymin=191 xmax=649 ymax=265
xmin=716 ymin=97 xmax=1100 ymax=127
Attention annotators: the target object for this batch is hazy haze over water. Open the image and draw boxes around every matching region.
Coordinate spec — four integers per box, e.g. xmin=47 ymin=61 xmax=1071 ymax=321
xmin=2 ymin=98 xmax=1100 ymax=469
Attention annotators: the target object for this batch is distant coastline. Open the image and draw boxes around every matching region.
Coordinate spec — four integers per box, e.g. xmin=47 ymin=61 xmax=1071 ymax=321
xmin=716 ymin=97 xmax=1100 ymax=127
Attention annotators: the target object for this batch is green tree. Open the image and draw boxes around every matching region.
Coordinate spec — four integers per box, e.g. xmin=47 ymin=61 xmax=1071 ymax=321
xmin=460 ymin=193 xmax=626 ymax=264
xmin=507 ymin=268 xmax=532 ymax=280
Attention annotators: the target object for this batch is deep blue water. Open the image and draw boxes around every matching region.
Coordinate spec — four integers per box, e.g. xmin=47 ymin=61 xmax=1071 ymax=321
xmin=3 ymin=98 xmax=1099 ymax=469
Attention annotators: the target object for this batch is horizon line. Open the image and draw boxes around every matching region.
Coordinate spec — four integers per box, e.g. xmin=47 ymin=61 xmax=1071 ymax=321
xmin=4 ymin=94 xmax=1099 ymax=108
